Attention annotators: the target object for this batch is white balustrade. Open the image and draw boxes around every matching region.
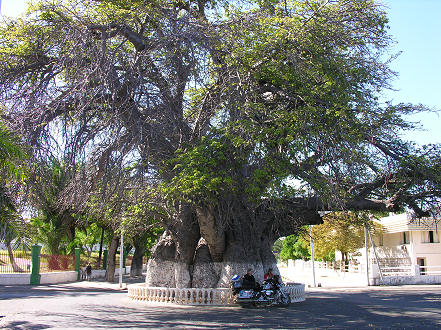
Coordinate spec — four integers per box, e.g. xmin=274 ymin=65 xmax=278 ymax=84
xmin=284 ymin=283 xmax=306 ymax=302
xmin=128 ymin=283 xmax=305 ymax=305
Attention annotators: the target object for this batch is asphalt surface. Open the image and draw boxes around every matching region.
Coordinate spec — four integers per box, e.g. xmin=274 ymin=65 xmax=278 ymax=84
xmin=1 ymin=280 xmax=441 ymax=329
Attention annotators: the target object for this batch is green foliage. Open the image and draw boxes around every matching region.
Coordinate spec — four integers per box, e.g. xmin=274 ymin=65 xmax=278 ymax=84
xmin=29 ymin=216 xmax=68 ymax=254
xmin=163 ymin=133 xmax=243 ymax=205
xmin=158 ymin=0 xmax=428 ymax=210
xmin=312 ymin=211 xmax=382 ymax=261
xmin=86 ymin=180 xmax=164 ymax=257
xmin=163 ymin=122 xmax=296 ymax=206
xmin=68 ymin=223 xmax=104 ymax=256
xmin=0 ymin=122 xmax=29 ymax=251
xmin=0 ymin=212 xmax=32 ymax=250
xmin=279 ymin=213 xmax=382 ymax=262
xmin=0 ymin=122 xmax=28 ymax=183
xmin=279 ymin=232 xmax=310 ymax=261
xmin=28 ymin=158 xmax=78 ymax=254
xmin=141 ymin=226 xmax=164 ymax=258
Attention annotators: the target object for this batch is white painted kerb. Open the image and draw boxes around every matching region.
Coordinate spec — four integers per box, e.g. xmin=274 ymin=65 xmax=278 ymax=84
xmin=128 ymin=283 xmax=305 ymax=305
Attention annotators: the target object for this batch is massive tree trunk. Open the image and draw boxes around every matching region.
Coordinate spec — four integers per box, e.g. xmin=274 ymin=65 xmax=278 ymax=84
xmin=146 ymin=200 xmax=322 ymax=288
xmin=105 ymin=234 xmax=119 ymax=282
xmin=145 ymin=204 xmax=200 ymax=287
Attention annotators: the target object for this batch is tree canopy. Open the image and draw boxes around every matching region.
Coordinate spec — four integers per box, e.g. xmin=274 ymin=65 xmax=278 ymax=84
xmin=1 ymin=0 xmax=438 ymax=216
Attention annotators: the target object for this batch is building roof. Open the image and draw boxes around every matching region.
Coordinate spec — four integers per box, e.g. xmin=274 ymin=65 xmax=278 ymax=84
xmin=377 ymin=213 xmax=440 ymax=233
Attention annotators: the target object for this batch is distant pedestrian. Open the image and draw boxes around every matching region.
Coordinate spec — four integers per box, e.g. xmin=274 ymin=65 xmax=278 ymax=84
xmin=81 ymin=266 xmax=87 ymax=280
xmin=86 ymin=263 xmax=92 ymax=281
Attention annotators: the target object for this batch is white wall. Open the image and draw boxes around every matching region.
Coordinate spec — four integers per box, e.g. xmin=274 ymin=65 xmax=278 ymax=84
xmin=86 ymin=266 xmax=132 ymax=279
xmin=0 ymin=271 xmax=77 ymax=285
xmin=40 ymin=271 xmax=77 ymax=284
xmin=282 ymin=259 xmax=369 ymax=287
xmin=0 ymin=273 xmax=30 ymax=285
xmin=1 ymin=264 xmax=145 ymax=285
xmin=383 ymin=232 xmax=402 ymax=246
xmin=411 ymin=231 xmax=441 ymax=267
xmin=373 ymin=274 xmax=441 ymax=286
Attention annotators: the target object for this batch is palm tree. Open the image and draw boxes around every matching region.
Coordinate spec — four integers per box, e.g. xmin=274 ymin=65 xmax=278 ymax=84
xmin=0 ymin=122 xmax=29 ymax=271
xmin=0 ymin=123 xmax=27 ymax=182
xmin=0 ymin=211 xmax=30 ymax=272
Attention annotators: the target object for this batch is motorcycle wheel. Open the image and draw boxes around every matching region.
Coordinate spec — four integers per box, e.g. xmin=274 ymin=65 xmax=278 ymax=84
xmin=239 ymin=302 xmax=254 ymax=308
xmin=279 ymin=293 xmax=291 ymax=307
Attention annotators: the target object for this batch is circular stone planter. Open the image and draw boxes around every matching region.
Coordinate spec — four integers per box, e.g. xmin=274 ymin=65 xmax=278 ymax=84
xmin=127 ymin=283 xmax=305 ymax=306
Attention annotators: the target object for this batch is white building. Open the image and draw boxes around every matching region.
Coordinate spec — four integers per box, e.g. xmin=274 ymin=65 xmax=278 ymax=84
xmin=281 ymin=212 xmax=441 ymax=287
xmin=374 ymin=213 xmax=441 ymax=274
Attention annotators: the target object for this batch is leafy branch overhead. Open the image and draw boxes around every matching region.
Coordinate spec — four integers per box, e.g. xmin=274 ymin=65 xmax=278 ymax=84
xmin=0 ymin=0 xmax=440 ymax=243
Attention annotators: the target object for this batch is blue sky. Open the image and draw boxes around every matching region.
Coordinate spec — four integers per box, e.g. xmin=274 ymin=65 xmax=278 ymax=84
xmin=1 ymin=0 xmax=440 ymax=144
xmin=380 ymin=0 xmax=441 ymax=145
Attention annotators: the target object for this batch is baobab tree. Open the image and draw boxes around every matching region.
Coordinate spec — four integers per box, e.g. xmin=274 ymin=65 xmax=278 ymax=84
xmin=0 ymin=0 xmax=440 ymax=287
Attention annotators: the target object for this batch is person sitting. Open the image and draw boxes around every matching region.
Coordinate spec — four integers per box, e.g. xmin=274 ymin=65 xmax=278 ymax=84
xmin=242 ymin=268 xmax=257 ymax=290
xmin=268 ymin=274 xmax=282 ymax=289
xmin=264 ymin=268 xmax=274 ymax=281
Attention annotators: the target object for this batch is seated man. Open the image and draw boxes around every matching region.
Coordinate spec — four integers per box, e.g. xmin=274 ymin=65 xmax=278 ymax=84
xmin=268 ymin=274 xmax=282 ymax=288
xmin=242 ymin=268 xmax=257 ymax=290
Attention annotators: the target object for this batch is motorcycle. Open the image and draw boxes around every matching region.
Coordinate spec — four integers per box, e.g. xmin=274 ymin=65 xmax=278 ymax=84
xmin=231 ymin=274 xmax=291 ymax=307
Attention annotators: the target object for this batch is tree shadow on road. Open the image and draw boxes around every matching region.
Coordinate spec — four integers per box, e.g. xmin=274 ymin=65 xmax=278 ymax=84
xmin=4 ymin=292 xmax=439 ymax=329
xmin=0 ymin=283 xmax=126 ymax=300
xmin=0 ymin=320 xmax=48 ymax=329
xmin=2 ymin=286 xmax=441 ymax=328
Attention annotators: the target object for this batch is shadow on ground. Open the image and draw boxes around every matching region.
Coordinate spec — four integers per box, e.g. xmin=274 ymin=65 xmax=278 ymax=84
xmin=2 ymin=286 xmax=441 ymax=328
xmin=0 ymin=275 xmax=144 ymax=300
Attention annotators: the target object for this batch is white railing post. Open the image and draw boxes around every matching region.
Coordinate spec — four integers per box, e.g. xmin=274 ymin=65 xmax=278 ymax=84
xmin=413 ymin=264 xmax=420 ymax=276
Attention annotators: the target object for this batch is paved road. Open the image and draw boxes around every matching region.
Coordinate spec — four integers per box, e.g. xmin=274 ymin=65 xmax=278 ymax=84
xmin=1 ymin=282 xmax=441 ymax=329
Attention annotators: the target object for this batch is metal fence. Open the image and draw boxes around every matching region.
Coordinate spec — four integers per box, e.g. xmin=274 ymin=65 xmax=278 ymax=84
xmin=0 ymin=249 xmax=32 ymax=273
xmin=40 ymin=254 xmax=76 ymax=272
xmin=303 ymin=260 xmax=362 ymax=273
xmin=1 ymin=249 xmax=149 ymax=275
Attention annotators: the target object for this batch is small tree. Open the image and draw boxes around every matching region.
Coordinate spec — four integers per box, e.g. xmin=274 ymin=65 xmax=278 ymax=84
xmin=28 ymin=158 xmax=79 ymax=255
xmin=279 ymin=232 xmax=310 ymax=261
xmin=312 ymin=212 xmax=381 ymax=264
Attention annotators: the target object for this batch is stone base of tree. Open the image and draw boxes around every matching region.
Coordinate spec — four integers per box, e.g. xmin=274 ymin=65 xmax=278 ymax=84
xmin=145 ymin=259 xmax=278 ymax=288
